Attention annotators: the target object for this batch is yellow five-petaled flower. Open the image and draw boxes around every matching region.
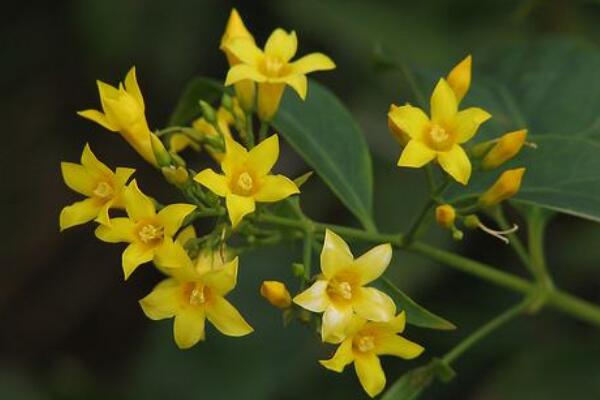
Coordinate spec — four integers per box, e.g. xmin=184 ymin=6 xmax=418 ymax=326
xmin=224 ymin=26 xmax=335 ymax=121
xmin=320 ymin=313 xmax=424 ymax=398
xmin=293 ymin=229 xmax=396 ymax=342
xmin=95 ymin=180 xmax=196 ymax=279
xmin=194 ymin=134 xmax=299 ymax=228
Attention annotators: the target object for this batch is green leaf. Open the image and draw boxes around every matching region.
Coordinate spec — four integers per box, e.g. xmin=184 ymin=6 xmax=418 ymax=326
xmin=168 ymin=77 xmax=226 ymax=126
xmin=273 ymin=80 xmax=375 ymax=230
xmin=380 ymin=365 xmax=434 ymax=400
xmin=379 ymin=277 xmax=456 ymax=330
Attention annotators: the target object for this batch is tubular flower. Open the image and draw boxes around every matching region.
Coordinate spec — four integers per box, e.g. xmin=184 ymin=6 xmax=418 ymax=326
xmin=78 ymin=67 xmax=157 ymax=166
xmin=60 ymin=144 xmax=135 ymax=230
xmin=389 ymin=78 xmax=491 ymax=185
xmin=94 ymin=180 xmax=196 ymax=279
xmin=224 ymin=27 xmax=336 ymax=121
xmin=220 ymin=8 xmax=257 ymax=112
xmin=293 ymin=230 xmax=396 ymax=342
xmin=446 ymin=55 xmax=471 ymax=103
xmin=479 ymin=168 xmax=526 ymax=207
xmin=139 ymin=250 xmax=253 ymax=349
xmin=481 ymin=129 xmax=527 ymax=170
xmin=194 ymin=134 xmax=299 ymax=228
xmin=320 ymin=312 xmax=424 ymax=398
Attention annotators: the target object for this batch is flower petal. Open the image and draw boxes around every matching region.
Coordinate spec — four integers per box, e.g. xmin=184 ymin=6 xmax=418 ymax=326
xmin=322 ymin=304 xmax=353 ymax=343
xmin=114 ymin=167 xmax=136 ymax=188
xmin=81 ymin=143 xmax=112 ymax=177
xmin=283 ymin=74 xmax=307 ymax=99
xmin=124 ymin=180 xmax=156 ymax=221
xmin=397 ymin=140 xmax=437 ymax=168
xmin=254 ymin=175 xmax=299 ymax=202
xmin=319 ymin=339 xmax=354 ymax=372
xmin=124 ymin=66 xmax=145 ymax=111
xmin=94 ymin=199 xmax=113 ymax=226
xmin=354 ymin=352 xmax=386 ymax=398
xmin=293 ymin=280 xmax=329 ymax=312
xmin=430 ymin=78 xmax=457 ymax=124
xmin=247 ymin=134 xmax=279 ymax=177
xmin=375 ymin=335 xmax=424 ymax=360
xmin=202 ymin=257 xmax=238 ymax=295
xmin=61 ymin=162 xmax=95 ymax=196
xmin=292 ymin=53 xmax=336 ymax=74
xmin=225 ymin=194 xmax=255 ymax=228
xmin=94 ymin=217 xmax=136 ymax=243
xmin=353 ymin=287 xmax=396 ymax=322
xmin=264 ymin=29 xmax=297 ymax=61
xmin=321 ymin=229 xmax=354 ymax=279
xmin=77 ymin=109 xmax=117 ymax=131
xmin=157 ymin=203 xmax=196 ymax=237
xmin=154 ymin=237 xmax=192 ymax=270
xmin=205 ymin=295 xmax=254 ymax=337
xmin=175 ymin=225 xmax=196 ymax=247
xmin=387 ymin=104 xmax=429 ymax=140
xmin=59 ymin=198 xmax=102 ymax=231
xmin=173 ymin=308 xmax=206 ymax=349
xmin=225 ymin=37 xmax=264 ymax=65
xmin=222 ymin=135 xmax=248 ymax=176
xmin=225 ymin=64 xmax=266 ymax=86
xmin=438 ymin=145 xmax=472 ymax=185
xmin=446 ymin=55 xmax=471 ymax=103
xmin=454 ymin=107 xmax=491 ymax=143
xmin=139 ymin=279 xmax=180 ymax=320
xmin=194 ymin=169 xmax=230 ymax=197
xmin=122 ymin=241 xmax=154 ymax=280
xmin=353 ymin=243 xmax=392 ymax=285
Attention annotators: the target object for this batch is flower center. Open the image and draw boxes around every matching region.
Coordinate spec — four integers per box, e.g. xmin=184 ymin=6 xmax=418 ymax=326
xmin=262 ymin=56 xmax=287 ymax=77
xmin=327 ymin=280 xmax=353 ymax=301
xmin=234 ymin=171 xmax=255 ymax=195
xmin=427 ymin=123 xmax=453 ymax=151
xmin=189 ymin=285 xmax=206 ymax=306
xmin=138 ymin=223 xmax=164 ymax=244
xmin=356 ymin=335 xmax=375 ymax=353
xmin=93 ymin=181 xmax=114 ymax=199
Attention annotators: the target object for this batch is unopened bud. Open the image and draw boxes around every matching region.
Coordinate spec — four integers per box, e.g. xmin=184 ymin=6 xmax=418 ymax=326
xmin=292 ymin=263 xmax=306 ymax=278
xmin=479 ymin=168 xmax=526 ymax=207
xmin=150 ymin=133 xmax=171 ymax=167
xmin=435 ymin=204 xmax=456 ymax=229
xmin=199 ymin=100 xmax=217 ymax=123
xmin=260 ymin=281 xmax=292 ymax=309
xmin=162 ymin=166 xmax=189 ymax=186
xmin=481 ymin=129 xmax=527 ymax=170
xmin=464 ymin=215 xmax=481 ymax=229
xmin=452 ymin=228 xmax=464 ymax=241
xmin=221 ymin=93 xmax=234 ymax=110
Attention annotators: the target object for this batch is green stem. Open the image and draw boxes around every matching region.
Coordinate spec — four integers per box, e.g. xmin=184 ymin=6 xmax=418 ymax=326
xmin=258 ymin=121 xmax=269 ymax=142
xmin=245 ymin=112 xmax=255 ymax=149
xmin=491 ymin=206 xmax=531 ymax=270
xmin=527 ymin=207 xmax=553 ymax=289
xmin=442 ymin=300 xmax=530 ymax=365
xmin=404 ymin=178 xmax=451 ymax=244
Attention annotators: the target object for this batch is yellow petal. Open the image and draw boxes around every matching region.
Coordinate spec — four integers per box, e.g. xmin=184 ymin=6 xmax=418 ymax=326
xmin=194 ymin=169 xmax=230 ymax=197
xmin=122 ymin=241 xmax=154 ymax=279
xmin=353 ymin=243 xmax=392 ymax=285
xmin=354 ymin=352 xmax=386 ymax=398
xmin=94 ymin=217 xmax=136 ymax=243
xmin=387 ymin=311 xmax=407 ymax=333
xmin=397 ymin=140 xmax=437 ymax=168
xmin=293 ymin=280 xmax=329 ymax=312
xmin=254 ymin=175 xmax=299 ymax=202
xmin=157 ymin=204 xmax=196 ymax=237
xmin=139 ymin=279 xmax=180 ymax=320
xmin=77 ymin=109 xmax=117 ymax=131
xmin=438 ymin=145 xmax=472 ymax=185
xmin=225 ymin=37 xmax=264 ymax=65
xmin=94 ymin=199 xmax=114 ymax=226
xmin=284 ymin=74 xmax=307 ymax=99
xmin=247 ymin=134 xmax=279 ymax=176
xmin=202 ymin=257 xmax=239 ymax=295
xmin=59 ymin=199 xmax=102 ymax=231
xmin=322 ymin=304 xmax=353 ymax=343
xmin=225 ymin=64 xmax=266 ymax=86
xmin=205 ymin=295 xmax=254 ymax=336
xmin=257 ymin=82 xmax=285 ymax=121
xmin=447 ymin=55 xmax=471 ymax=103
xmin=387 ymin=104 xmax=429 ymax=140
xmin=222 ymin=135 xmax=248 ymax=176
xmin=292 ymin=53 xmax=336 ymax=74
xmin=430 ymin=78 xmax=457 ymax=124
xmin=124 ymin=180 xmax=156 ymax=221
xmin=220 ymin=8 xmax=255 ymax=50
xmin=375 ymin=334 xmax=424 ymax=360
xmin=61 ymin=162 xmax=95 ymax=196
xmin=154 ymin=237 xmax=192 ymax=270
xmin=321 ymin=229 xmax=354 ymax=279
xmin=97 ymin=80 xmax=120 ymax=106
xmin=454 ymin=107 xmax=491 ymax=143
xmin=114 ymin=167 xmax=136 ymax=188
xmin=81 ymin=143 xmax=112 ymax=177
xmin=124 ymin=66 xmax=145 ymax=111
xmin=319 ymin=339 xmax=354 ymax=372
xmin=175 ymin=225 xmax=197 ymax=247
xmin=173 ymin=308 xmax=206 ymax=349
xmin=226 ymin=193 xmax=255 ymax=228
xmin=353 ymin=287 xmax=396 ymax=322
xmin=264 ymin=29 xmax=297 ymax=62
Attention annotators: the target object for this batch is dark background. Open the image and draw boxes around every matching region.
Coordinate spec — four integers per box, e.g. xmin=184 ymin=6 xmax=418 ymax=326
xmin=3 ymin=0 xmax=600 ymax=399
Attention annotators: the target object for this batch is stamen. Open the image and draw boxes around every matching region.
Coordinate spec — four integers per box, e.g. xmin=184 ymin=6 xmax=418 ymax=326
xmin=356 ymin=335 xmax=375 ymax=353
xmin=138 ymin=224 xmax=164 ymax=243
xmin=236 ymin=172 xmax=254 ymax=194
xmin=189 ymin=286 xmax=206 ymax=305
xmin=477 ymin=222 xmax=519 ymax=244
xmin=93 ymin=181 xmax=114 ymax=198
xmin=524 ymin=141 xmax=538 ymax=149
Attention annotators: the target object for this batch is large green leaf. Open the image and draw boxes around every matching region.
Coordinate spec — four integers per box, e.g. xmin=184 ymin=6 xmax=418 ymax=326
xmin=273 ymin=80 xmax=375 ymax=230
xmin=168 ymin=77 xmax=226 ymax=126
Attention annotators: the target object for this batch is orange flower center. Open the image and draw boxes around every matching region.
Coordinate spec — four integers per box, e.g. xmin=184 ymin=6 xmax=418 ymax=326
xmin=355 ymin=334 xmax=375 ymax=353
xmin=93 ymin=181 xmax=114 ymax=199
xmin=232 ymin=171 xmax=256 ymax=196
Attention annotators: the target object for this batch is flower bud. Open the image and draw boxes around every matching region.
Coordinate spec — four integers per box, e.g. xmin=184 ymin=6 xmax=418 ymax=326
xmin=481 ymin=129 xmax=527 ymax=170
xmin=260 ymin=281 xmax=292 ymax=309
xmin=479 ymin=168 xmax=526 ymax=207
xmin=162 ymin=165 xmax=189 ymax=186
xmin=446 ymin=55 xmax=471 ymax=102
xmin=435 ymin=204 xmax=456 ymax=229
xmin=199 ymin=100 xmax=217 ymax=124
xmin=150 ymin=133 xmax=171 ymax=167
xmin=221 ymin=93 xmax=234 ymax=110
xmin=464 ymin=214 xmax=481 ymax=229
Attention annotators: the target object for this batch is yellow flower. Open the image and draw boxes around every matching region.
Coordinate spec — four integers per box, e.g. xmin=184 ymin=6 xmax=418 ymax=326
xmin=78 ymin=67 xmax=157 ymax=166
xmin=94 ymin=180 xmax=196 ymax=279
xmin=389 ymin=78 xmax=491 ymax=184
xmin=260 ymin=281 xmax=292 ymax=309
xmin=293 ymin=230 xmax=396 ymax=342
xmin=320 ymin=312 xmax=424 ymax=398
xmin=479 ymin=168 xmax=526 ymax=207
xmin=447 ymin=55 xmax=472 ymax=103
xmin=139 ymin=249 xmax=253 ymax=349
xmin=194 ymin=134 xmax=299 ymax=228
xmin=481 ymin=129 xmax=527 ymax=170
xmin=435 ymin=204 xmax=456 ymax=229
xmin=60 ymin=144 xmax=135 ymax=230
xmin=224 ymin=28 xmax=336 ymax=121
xmin=220 ymin=8 xmax=257 ymax=112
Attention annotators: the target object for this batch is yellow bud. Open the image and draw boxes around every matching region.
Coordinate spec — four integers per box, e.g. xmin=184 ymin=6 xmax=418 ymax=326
xmin=257 ymin=82 xmax=285 ymax=122
xmin=162 ymin=166 xmax=189 ymax=185
xmin=447 ymin=55 xmax=471 ymax=102
xmin=435 ymin=204 xmax=456 ymax=229
xmin=481 ymin=129 xmax=527 ymax=170
xmin=387 ymin=104 xmax=410 ymax=146
xmin=479 ymin=168 xmax=526 ymax=207
xmin=260 ymin=281 xmax=292 ymax=309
